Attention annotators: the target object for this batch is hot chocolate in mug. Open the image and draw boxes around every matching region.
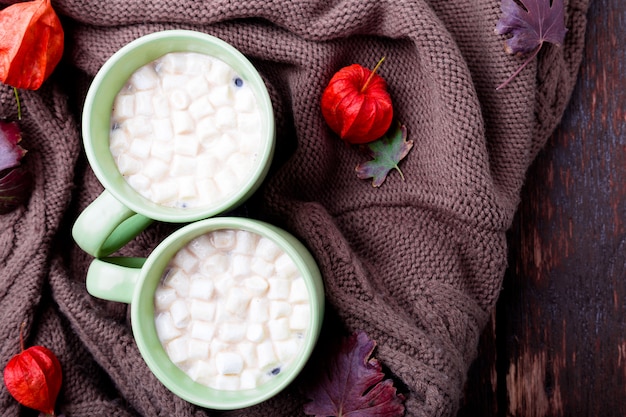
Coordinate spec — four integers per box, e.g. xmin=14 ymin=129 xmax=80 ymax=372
xmin=86 ymin=217 xmax=325 ymax=409
xmin=73 ymin=30 xmax=275 ymax=257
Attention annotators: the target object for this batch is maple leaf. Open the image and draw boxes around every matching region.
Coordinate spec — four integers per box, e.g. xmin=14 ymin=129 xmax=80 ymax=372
xmin=495 ymin=0 xmax=568 ymax=90
xmin=302 ymin=331 xmax=406 ymax=417
xmin=355 ymin=123 xmax=413 ymax=187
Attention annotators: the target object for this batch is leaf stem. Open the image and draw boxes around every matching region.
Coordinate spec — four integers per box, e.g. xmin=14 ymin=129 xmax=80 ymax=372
xmin=496 ymin=44 xmax=542 ymax=91
xmin=13 ymin=87 xmax=22 ymax=120
xmin=360 ymin=57 xmax=386 ymax=93
xmin=394 ymin=165 xmax=406 ymax=181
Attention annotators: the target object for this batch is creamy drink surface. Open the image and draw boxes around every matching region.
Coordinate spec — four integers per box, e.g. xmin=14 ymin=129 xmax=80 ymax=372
xmin=109 ymin=52 xmax=264 ymax=209
xmin=153 ymin=229 xmax=311 ymax=391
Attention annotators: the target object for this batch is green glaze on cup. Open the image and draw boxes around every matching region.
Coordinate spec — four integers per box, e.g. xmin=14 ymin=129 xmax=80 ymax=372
xmin=73 ymin=30 xmax=275 ymax=258
xmin=86 ymin=217 xmax=324 ymax=410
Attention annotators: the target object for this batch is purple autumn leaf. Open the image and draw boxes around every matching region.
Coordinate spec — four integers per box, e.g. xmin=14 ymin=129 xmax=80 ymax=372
xmin=495 ymin=0 xmax=568 ymax=89
xmin=302 ymin=331 xmax=405 ymax=417
xmin=0 ymin=120 xmax=26 ymax=171
xmin=355 ymin=123 xmax=413 ymax=187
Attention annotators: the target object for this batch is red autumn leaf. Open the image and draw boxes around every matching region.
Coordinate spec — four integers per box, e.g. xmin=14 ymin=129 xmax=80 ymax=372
xmin=495 ymin=0 xmax=567 ymax=90
xmin=355 ymin=123 xmax=413 ymax=187
xmin=321 ymin=57 xmax=393 ymax=145
xmin=0 ymin=0 xmax=65 ymax=90
xmin=3 ymin=325 xmax=62 ymax=415
xmin=302 ymin=331 xmax=405 ymax=417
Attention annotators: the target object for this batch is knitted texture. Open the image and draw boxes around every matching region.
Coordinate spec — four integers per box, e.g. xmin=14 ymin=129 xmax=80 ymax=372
xmin=0 ymin=0 xmax=589 ymax=416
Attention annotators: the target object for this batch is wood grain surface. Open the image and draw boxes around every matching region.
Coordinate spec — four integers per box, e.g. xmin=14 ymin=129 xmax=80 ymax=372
xmin=458 ymin=0 xmax=626 ymax=415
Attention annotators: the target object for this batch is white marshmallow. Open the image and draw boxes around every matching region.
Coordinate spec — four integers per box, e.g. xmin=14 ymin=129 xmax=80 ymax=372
xmin=216 ymin=352 xmax=244 ymax=375
xmin=267 ymin=318 xmax=290 ymax=341
xmin=288 ymin=277 xmax=309 ymax=303
xmin=208 ymin=84 xmax=232 ymax=107
xmin=211 ymin=229 xmax=236 ymax=250
xmin=250 ymin=257 xmax=274 ymax=278
xmin=196 ymin=154 xmax=218 ymax=179
xmin=151 ymin=118 xmax=174 ymax=142
xmin=150 ymin=140 xmax=174 ymax=162
xmin=189 ymin=299 xmax=216 ymax=322
xmin=143 ymin=158 xmax=169 ymax=180
xmin=244 ymin=276 xmax=269 ymax=296
xmin=196 ymin=179 xmax=219 ymax=205
xmin=126 ymin=174 xmax=150 ymax=193
xmin=134 ymin=91 xmax=154 ymax=116
xmin=190 ymin=320 xmax=215 ymax=342
xmin=151 ymin=95 xmax=171 ymax=118
xmin=125 ymin=117 xmax=152 ymax=138
xmin=218 ymin=322 xmax=246 ymax=343
xmin=188 ymin=95 xmax=215 ymax=120
xmin=169 ymin=89 xmax=191 ymax=110
xmin=172 ymin=248 xmax=198 ymax=272
xmin=215 ymin=107 xmax=237 ymax=130
xmin=239 ymin=369 xmax=259 ymax=390
xmin=213 ymin=169 xmax=238 ymax=196
xmin=109 ymin=128 xmax=130 ymax=157
xmin=225 ymin=288 xmax=252 ymax=315
xmin=177 ymin=176 xmax=197 ymax=201
xmin=275 ymin=253 xmax=300 ymax=279
xmin=158 ymin=54 xmax=187 ymax=74
xmin=128 ymin=137 xmax=152 ymax=159
xmin=274 ymin=339 xmax=300 ymax=363
xmin=233 ymin=88 xmax=256 ymax=113
xmin=269 ymin=301 xmax=292 ymax=319
xmin=289 ymin=304 xmax=310 ymax=330
xmin=113 ymin=94 xmax=135 ymax=120
xmin=187 ymin=234 xmax=217 ymax=258
xmin=238 ymin=132 xmax=262 ymax=154
xmin=170 ymin=155 xmax=196 ymax=176
xmin=267 ymin=278 xmax=291 ymax=300
xmin=208 ymin=60 xmax=233 ymax=86
xmin=163 ymin=268 xmax=190 ymax=297
xmin=187 ymin=359 xmax=215 ymax=383
xmin=196 ymin=117 xmax=220 ymax=145
xmin=169 ymin=299 xmax=190 ymax=328
xmin=248 ymin=297 xmax=269 ymax=323
xmin=188 ymin=339 xmax=210 ymax=360
xmin=246 ymin=323 xmax=265 ymax=343
xmin=154 ymin=286 xmax=178 ymax=310
xmin=174 ymin=133 xmax=199 ymax=156
xmin=213 ymin=275 xmax=235 ymax=298
xmin=256 ymin=340 xmax=278 ymax=370
xmin=155 ymin=312 xmax=181 ymax=342
xmin=172 ymin=110 xmax=195 ymax=134
xmin=226 ymin=153 xmax=252 ymax=182
xmin=151 ymin=179 xmax=178 ymax=204
xmin=214 ymin=375 xmax=240 ymax=391
xmin=166 ymin=336 xmax=190 ymax=364
xmin=256 ymin=237 xmax=283 ymax=262
xmin=130 ymin=64 xmax=159 ymax=90
xmin=210 ymin=133 xmax=238 ymax=160
xmin=234 ymin=230 xmax=257 ymax=254
xmin=201 ymin=253 xmax=229 ymax=276
xmin=185 ymin=75 xmax=211 ymax=100
xmin=237 ymin=341 xmax=257 ymax=368
xmin=189 ymin=277 xmax=214 ymax=300
xmin=237 ymin=112 xmax=261 ymax=134
xmin=231 ymin=254 xmax=252 ymax=277
xmin=116 ymin=154 xmax=141 ymax=176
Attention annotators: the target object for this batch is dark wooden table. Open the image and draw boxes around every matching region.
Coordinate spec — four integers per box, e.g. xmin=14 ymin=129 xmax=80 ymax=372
xmin=458 ymin=0 xmax=626 ymax=415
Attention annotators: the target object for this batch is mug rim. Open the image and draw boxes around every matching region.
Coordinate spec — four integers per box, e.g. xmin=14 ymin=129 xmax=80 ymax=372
xmin=130 ymin=217 xmax=324 ymax=409
xmin=82 ymin=29 xmax=275 ymax=223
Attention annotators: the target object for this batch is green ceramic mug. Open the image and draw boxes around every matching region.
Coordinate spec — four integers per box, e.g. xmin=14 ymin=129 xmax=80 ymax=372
xmin=72 ymin=30 xmax=275 ymax=257
xmin=86 ymin=217 xmax=325 ymax=409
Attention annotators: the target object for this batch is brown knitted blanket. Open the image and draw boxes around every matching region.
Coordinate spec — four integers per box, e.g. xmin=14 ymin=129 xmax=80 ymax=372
xmin=0 ymin=0 xmax=590 ymax=415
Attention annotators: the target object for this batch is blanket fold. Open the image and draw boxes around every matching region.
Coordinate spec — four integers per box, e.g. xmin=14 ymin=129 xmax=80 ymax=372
xmin=0 ymin=0 xmax=589 ymax=415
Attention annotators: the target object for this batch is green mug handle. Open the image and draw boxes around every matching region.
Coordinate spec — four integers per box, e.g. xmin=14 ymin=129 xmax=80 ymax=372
xmin=86 ymin=257 xmax=147 ymax=303
xmin=72 ymin=190 xmax=154 ymax=258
